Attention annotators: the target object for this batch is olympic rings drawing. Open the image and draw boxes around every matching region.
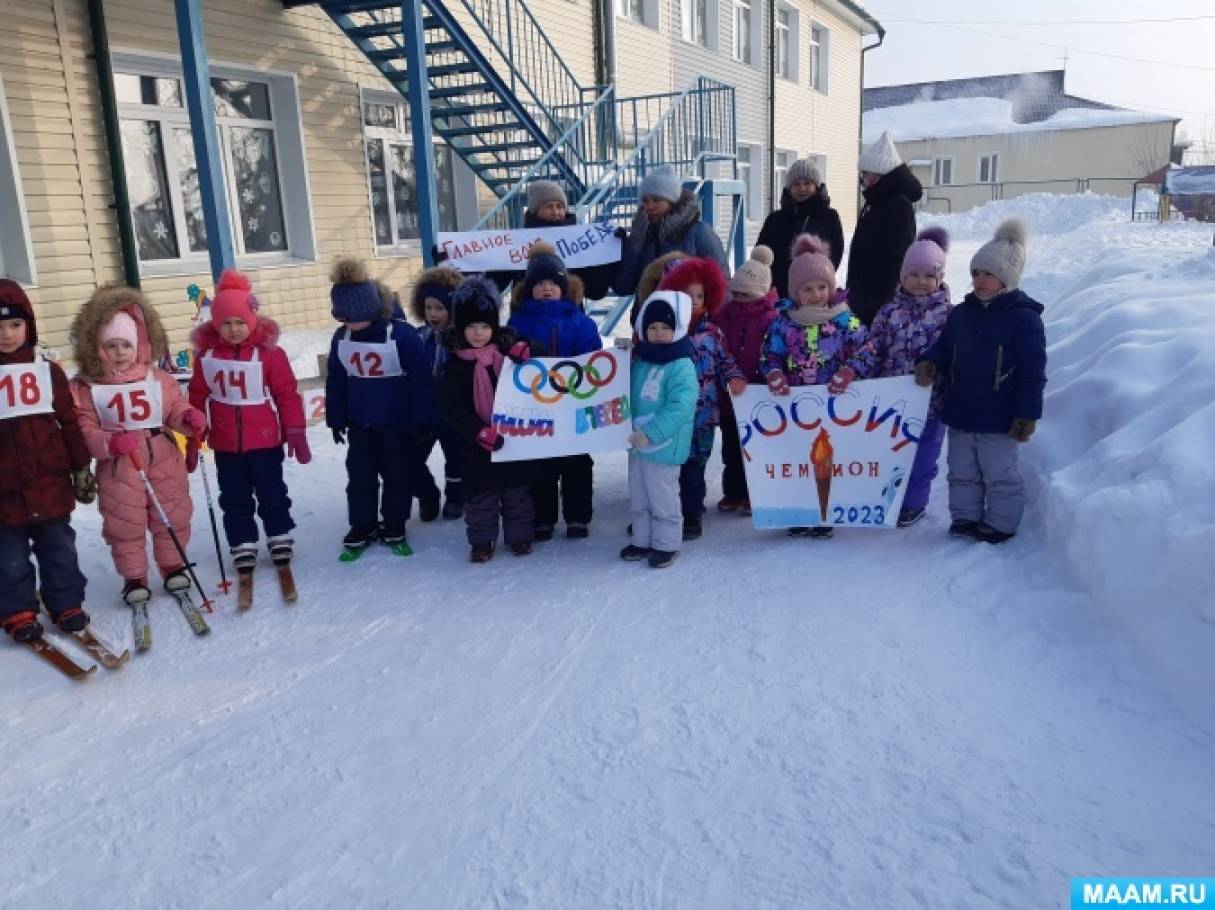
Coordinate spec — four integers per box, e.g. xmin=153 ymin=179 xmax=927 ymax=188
xmin=512 ymin=350 xmax=618 ymax=404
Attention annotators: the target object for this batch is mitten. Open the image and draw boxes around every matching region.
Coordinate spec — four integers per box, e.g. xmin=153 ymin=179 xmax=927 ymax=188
xmin=431 ymin=244 xmax=449 ymax=264
xmin=728 ymin=377 xmax=747 ymax=397
xmin=765 ymin=371 xmax=790 ymax=396
xmin=508 ymin=339 xmax=531 ymax=363
xmin=613 ymin=226 xmax=628 ymax=240
xmin=331 ymin=428 xmax=346 ymax=446
xmin=285 ymin=428 xmax=312 ymax=464
xmin=107 ymin=432 xmax=140 ymax=457
xmin=185 ymin=435 xmax=199 ymax=474
xmin=914 ymin=361 xmax=937 ymax=387
xmin=828 ymin=367 xmax=856 ymax=396
xmin=476 ymin=427 xmax=504 ymax=453
xmin=1009 ymin=418 xmax=1037 ymax=442
xmin=628 ymin=430 xmax=650 ymax=450
xmin=72 ymin=469 xmax=96 ymax=505
xmin=182 ymin=409 xmax=208 ymax=436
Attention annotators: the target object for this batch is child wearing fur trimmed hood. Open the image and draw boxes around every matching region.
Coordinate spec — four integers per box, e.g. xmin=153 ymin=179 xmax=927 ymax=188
xmin=655 ymin=257 xmax=745 ymax=539
xmin=409 ymin=264 xmax=466 ymax=520
xmin=69 ymin=286 xmax=209 ymax=605
xmin=761 ymin=234 xmax=877 ymax=539
xmin=325 ymin=258 xmax=430 ymax=556
xmin=188 ymin=270 xmax=307 ymax=574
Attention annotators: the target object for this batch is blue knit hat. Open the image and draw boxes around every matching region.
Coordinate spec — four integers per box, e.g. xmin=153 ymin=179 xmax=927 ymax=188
xmin=639 ymin=166 xmax=682 ymax=204
xmin=523 ymin=241 xmax=569 ymax=299
xmin=329 ymin=258 xmax=382 ymax=323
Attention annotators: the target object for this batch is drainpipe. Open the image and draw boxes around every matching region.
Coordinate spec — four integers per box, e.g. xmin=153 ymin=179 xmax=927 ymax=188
xmin=859 ymin=22 xmax=886 ymax=216
xmin=593 ymin=0 xmax=617 ymax=87
xmin=86 ymin=0 xmax=141 ymax=288
xmin=767 ymin=0 xmax=775 ymax=213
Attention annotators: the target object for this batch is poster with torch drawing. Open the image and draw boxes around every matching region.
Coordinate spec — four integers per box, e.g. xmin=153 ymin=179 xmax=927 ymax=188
xmin=731 ymin=375 xmax=931 ymax=529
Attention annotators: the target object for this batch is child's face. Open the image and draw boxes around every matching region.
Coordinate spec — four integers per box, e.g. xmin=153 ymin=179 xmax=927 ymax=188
xmin=788 ymin=179 xmax=817 ymax=203
xmin=684 ymin=282 xmax=706 ymax=321
xmin=103 ymin=338 xmax=137 ymax=372
xmin=340 ymin=319 xmax=371 ymax=332
xmin=796 ymin=281 xmax=832 ymax=309
xmin=645 ymin=323 xmax=675 ymax=344
xmin=532 ymin=280 xmax=562 ymax=301
xmin=535 ymin=200 xmax=567 ymax=222
xmin=902 ymin=270 xmax=940 ymax=298
xmin=423 ymin=298 xmax=450 ymax=330
xmin=218 ymin=317 xmax=251 ymax=345
xmin=971 ymin=269 xmax=1005 ymax=298
xmin=0 ymin=318 xmax=27 ymax=354
xmin=464 ymin=322 xmax=492 ymax=349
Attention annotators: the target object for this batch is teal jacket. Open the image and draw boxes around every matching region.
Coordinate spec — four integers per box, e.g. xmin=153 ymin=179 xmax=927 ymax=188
xmin=630 ymin=357 xmax=698 ymax=465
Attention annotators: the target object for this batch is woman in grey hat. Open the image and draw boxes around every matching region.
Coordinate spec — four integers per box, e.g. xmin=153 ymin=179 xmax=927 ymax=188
xmin=756 ymin=158 xmax=844 ymax=299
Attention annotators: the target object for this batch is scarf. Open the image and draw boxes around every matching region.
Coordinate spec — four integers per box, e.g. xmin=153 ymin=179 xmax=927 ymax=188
xmin=455 ymin=344 xmax=504 ymax=424
xmin=787 ymin=299 xmax=851 ymax=326
xmin=634 ymin=336 xmax=695 ymax=365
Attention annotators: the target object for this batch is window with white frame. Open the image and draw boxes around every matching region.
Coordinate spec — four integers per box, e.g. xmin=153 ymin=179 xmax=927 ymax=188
xmin=809 ymin=23 xmax=829 ymax=92
xmin=737 ymin=144 xmax=762 ymax=218
xmin=615 ymin=0 xmax=644 ymax=25
xmin=775 ymin=9 xmax=791 ymax=79
xmin=361 ymin=96 xmax=458 ymax=248
xmin=681 ymin=0 xmax=708 ymax=46
xmin=978 ymin=152 xmax=1000 ymax=184
xmin=933 ymin=156 xmax=955 ymax=187
xmin=0 ymin=74 xmax=36 ymax=283
xmin=733 ymin=0 xmax=753 ymax=64
xmin=113 ymin=62 xmax=315 ymax=270
xmin=773 ymin=149 xmax=794 ymax=195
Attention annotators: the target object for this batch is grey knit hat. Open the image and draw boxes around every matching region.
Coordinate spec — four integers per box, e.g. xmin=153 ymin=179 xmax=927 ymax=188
xmin=970 ymin=217 xmax=1029 ymax=292
xmin=526 ymin=180 xmax=567 ymax=214
xmin=638 ymin=166 xmax=682 ymax=204
xmin=785 ymin=158 xmax=821 ymax=187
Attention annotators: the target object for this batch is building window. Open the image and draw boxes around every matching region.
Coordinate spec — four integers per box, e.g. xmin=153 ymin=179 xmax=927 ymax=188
xmin=733 ymin=0 xmax=753 ymax=64
xmin=978 ymin=152 xmax=1000 ymax=184
xmin=809 ymin=23 xmax=829 ymax=92
xmin=0 ymin=73 xmax=36 ymax=284
xmin=112 ymin=62 xmax=315 ymax=271
xmin=681 ymin=0 xmax=708 ymax=46
xmin=775 ymin=9 xmax=791 ymax=79
xmin=773 ymin=149 xmax=794 ymax=194
xmin=933 ymin=157 xmax=955 ymax=187
xmin=362 ymin=96 xmax=458 ymax=248
xmin=616 ymin=0 xmax=644 ymax=25
xmin=737 ymin=144 xmax=762 ymax=218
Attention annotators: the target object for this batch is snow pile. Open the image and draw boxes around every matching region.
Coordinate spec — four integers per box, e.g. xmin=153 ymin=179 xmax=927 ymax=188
xmin=863 ymin=96 xmax=1172 ymax=144
xmin=278 ymin=327 xmax=334 ymax=379
xmin=921 ymin=192 xmax=1129 ymax=240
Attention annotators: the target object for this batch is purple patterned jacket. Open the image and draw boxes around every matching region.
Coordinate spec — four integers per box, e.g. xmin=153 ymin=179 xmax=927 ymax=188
xmin=856 ymin=285 xmax=952 ymax=417
xmin=760 ymin=292 xmax=878 ymax=387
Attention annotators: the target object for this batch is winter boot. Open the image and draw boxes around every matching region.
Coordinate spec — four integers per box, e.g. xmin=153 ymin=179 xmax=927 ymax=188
xmin=897 ymin=507 xmax=926 ymax=528
xmin=442 ymin=480 xmax=464 ymax=520
xmin=231 ymin=543 xmax=259 ymax=571
xmin=470 ymin=541 xmax=495 ymax=563
xmin=533 ymin=524 xmax=555 ymax=543
xmin=787 ymin=526 xmax=813 ymax=538
xmin=740 ymin=499 xmax=752 ymax=517
xmin=510 ymin=541 xmax=533 ymax=556
xmin=972 ymin=523 xmax=1015 ymax=545
xmin=55 ymin=607 xmax=90 ymax=633
xmin=566 ymin=523 xmax=589 ymax=540
xmin=809 ymin=526 xmax=834 ymax=540
xmin=717 ymin=495 xmax=745 ymax=513
xmin=682 ymin=517 xmax=702 ymax=540
xmin=3 ymin=611 xmax=43 ymax=642
xmin=419 ymin=487 xmax=441 ymax=523
xmin=122 ymin=578 xmax=151 ymax=606
xmin=266 ymin=535 xmax=294 ymax=566
xmin=164 ymin=567 xmax=191 ymax=594
xmin=648 ymin=549 xmax=678 ymax=569
xmin=619 ymin=544 xmax=650 ymax=561
xmin=343 ymin=526 xmax=378 ymax=550
xmin=949 ymin=519 xmax=979 ymax=539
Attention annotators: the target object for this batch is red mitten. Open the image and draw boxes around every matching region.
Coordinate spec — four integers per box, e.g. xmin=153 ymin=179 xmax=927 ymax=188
xmin=508 ymin=340 xmax=531 ymax=363
xmin=285 ymin=428 xmax=312 ymax=465
xmin=828 ymin=367 xmax=856 ymax=396
xmin=107 ymin=432 xmax=140 ymax=457
xmin=765 ymin=371 xmax=790 ymax=396
xmin=728 ymin=377 xmax=747 ymax=397
xmin=182 ymin=409 xmax=208 ymax=440
xmin=475 ymin=427 xmax=504 ymax=452
xmin=185 ymin=435 xmax=199 ymax=474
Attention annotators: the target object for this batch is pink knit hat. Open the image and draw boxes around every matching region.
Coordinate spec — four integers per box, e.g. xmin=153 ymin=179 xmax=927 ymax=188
xmin=786 ymin=234 xmax=836 ymax=298
xmin=99 ymin=311 xmax=139 ymax=348
xmin=900 ymin=226 xmax=950 ymax=282
xmin=211 ymin=268 xmax=259 ymax=330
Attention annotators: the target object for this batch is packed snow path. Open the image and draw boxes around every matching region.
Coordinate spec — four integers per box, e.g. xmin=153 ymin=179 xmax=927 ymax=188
xmin=3 ymin=197 xmax=1212 ymax=908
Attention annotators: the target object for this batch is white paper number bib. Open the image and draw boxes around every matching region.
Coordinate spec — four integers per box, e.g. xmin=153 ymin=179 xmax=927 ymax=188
xmin=201 ymin=352 xmax=267 ymax=406
xmin=91 ymin=372 xmax=164 ymax=432
xmin=337 ymin=328 xmax=402 ymax=379
xmin=0 ymin=357 xmax=54 ymax=421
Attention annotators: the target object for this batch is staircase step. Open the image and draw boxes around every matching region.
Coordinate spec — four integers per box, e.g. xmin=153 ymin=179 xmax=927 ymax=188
xmin=323 ymin=0 xmax=400 ymax=15
xmin=434 ymin=122 xmax=522 ymax=138
xmin=343 ymin=15 xmax=440 ymax=39
xmin=465 ymin=141 xmax=539 ymax=154
xmin=428 ymin=62 xmax=480 ymax=78
xmin=431 ymin=102 xmax=512 ymax=118
xmin=424 ymin=81 xmax=491 ymax=98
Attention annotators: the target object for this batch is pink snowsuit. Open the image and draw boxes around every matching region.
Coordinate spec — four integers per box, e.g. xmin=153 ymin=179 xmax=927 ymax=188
xmin=71 ymin=334 xmax=197 ymax=584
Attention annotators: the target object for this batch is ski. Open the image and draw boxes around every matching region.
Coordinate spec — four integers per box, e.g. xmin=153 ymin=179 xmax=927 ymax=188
xmin=170 ymin=589 xmax=211 ymax=636
xmin=22 ymin=636 xmax=96 ymax=678
xmin=275 ymin=563 xmax=298 ymax=604
xmin=71 ymin=627 xmax=130 ymax=669
xmin=237 ymin=568 xmax=255 ymax=612
xmin=388 ymin=540 xmax=414 ymax=558
xmin=131 ymin=601 xmax=152 ymax=653
xmin=339 ymin=543 xmax=373 ymax=563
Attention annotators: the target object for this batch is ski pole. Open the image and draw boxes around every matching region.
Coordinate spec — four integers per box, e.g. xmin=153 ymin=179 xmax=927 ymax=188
xmin=129 ymin=451 xmax=216 ymax=613
xmin=195 ymin=438 xmax=232 ymax=595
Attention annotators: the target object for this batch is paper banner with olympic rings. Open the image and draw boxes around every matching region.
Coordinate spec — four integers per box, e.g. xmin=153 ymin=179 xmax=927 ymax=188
xmin=491 ymin=348 xmax=632 ymax=461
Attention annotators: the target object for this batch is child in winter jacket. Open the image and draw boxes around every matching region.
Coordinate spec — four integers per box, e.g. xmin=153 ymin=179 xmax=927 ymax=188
xmin=0 ymin=280 xmax=96 ymax=643
xmin=70 ymin=286 xmax=208 ymax=605
xmin=325 ymin=258 xmax=430 ymax=556
xmin=761 ymin=234 xmax=877 ymax=539
xmin=410 ymin=264 xmax=466 ymax=521
xmin=916 ymin=218 xmax=1045 ymax=545
xmin=837 ymin=227 xmax=952 ymax=528
xmin=507 ymin=242 xmax=602 ymax=541
xmin=439 ymin=277 xmax=536 ymax=563
xmin=188 ymin=270 xmax=307 ymax=574
xmin=711 ymin=244 xmax=779 ymax=515
xmin=620 ymin=290 xmax=699 ymax=569
xmin=655 ymin=257 xmax=746 ymax=538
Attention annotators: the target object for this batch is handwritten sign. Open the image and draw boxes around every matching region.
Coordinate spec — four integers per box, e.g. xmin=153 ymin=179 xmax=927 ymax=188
xmin=438 ymin=223 xmax=621 ymax=272
xmin=732 ymin=375 xmax=930 ymax=529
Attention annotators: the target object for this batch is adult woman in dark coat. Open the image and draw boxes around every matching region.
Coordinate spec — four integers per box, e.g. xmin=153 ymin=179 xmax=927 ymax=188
xmin=756 ymin=158 xmax=844 ymax=298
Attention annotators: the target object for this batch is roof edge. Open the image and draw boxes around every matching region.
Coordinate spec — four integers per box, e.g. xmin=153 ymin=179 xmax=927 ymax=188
xmin=820 ymin=0 xmax=882 ymax=37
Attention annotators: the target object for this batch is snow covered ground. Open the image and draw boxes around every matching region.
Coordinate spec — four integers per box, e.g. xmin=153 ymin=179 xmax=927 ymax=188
xmin=3 ymin=195 xmax=1213 ymax=909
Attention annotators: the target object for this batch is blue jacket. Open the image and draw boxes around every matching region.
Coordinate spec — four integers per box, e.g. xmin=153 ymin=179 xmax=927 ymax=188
xmin=919 ymin=289 xmax=1046 ymax=433
xmin=630 ymin=356 xmax=699 ymax=466
xmin=612 ymin=191 xmax=730 ymax=296
xmin=325 ymin=318 xmax=433 ymax=430
xmin=507 ymin=299 xmax=603 ymax=358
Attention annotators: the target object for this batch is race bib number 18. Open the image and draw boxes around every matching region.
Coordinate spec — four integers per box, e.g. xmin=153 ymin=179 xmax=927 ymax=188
xmin=0 ymin=360 xmax=54 ymax=420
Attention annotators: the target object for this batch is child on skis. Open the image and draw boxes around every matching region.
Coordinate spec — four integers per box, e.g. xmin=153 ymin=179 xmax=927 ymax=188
xmin=409 ymin=264 xmax=466 ymax=520
xmin=712 ymin=245 xmax=779 ymax=515
xmin=440 ymin=276 xmax=537 ymax=563
xmin=188 ymin=270 xmax=308 ymax=579
xmin=655 ymin=257 xmax=746 ymax=539
xmin=507 ymin=241 xmax=602 ymax=541
xmin=915 ymin=218 xmax=1046 ymax=544
xmin=325 ymin=258 xmax=430 ymax=557
xmin=620 ymin=290 xmax=698 ymax=569
xmin=834 ymin=227 xmax=953 ymax=528
xmin=761 ymin=234 xmax=877 ymax=539
xmin=70 ymin=286 xmax=208 ymax=605
xmin=0 ymin=280 xmax=96 ymax=643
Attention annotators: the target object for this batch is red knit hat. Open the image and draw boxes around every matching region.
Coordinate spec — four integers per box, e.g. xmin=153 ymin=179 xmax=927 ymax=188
xmin=657 ymin=256 xmax=728 ymax=315
xmin=211 ymin=269 xmax=259 ymax=330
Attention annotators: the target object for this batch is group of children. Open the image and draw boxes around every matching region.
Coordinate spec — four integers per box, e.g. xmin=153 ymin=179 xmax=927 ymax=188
xmin=0 ymin=194 xmax=1046 ymax=644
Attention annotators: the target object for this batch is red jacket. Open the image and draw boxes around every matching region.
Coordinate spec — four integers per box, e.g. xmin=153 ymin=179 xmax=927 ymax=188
xmin=188 ymin=318 xmax=304 ymax=453
xmin=0 ymin=282 xmax=91 ymax=526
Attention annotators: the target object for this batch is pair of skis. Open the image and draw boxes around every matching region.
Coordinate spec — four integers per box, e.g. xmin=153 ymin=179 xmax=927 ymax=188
xmin=22 ymin=619 xmax=130 ymax=679
xmin=131 ymin=586 xmax=211 ymax=654
xmin=236 ymin=561 xmax=298 ymax=611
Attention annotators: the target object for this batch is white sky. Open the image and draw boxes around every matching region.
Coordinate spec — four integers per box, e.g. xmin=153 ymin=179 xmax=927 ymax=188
xmin=863 ymin=0 xmax=1215 ymax=155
